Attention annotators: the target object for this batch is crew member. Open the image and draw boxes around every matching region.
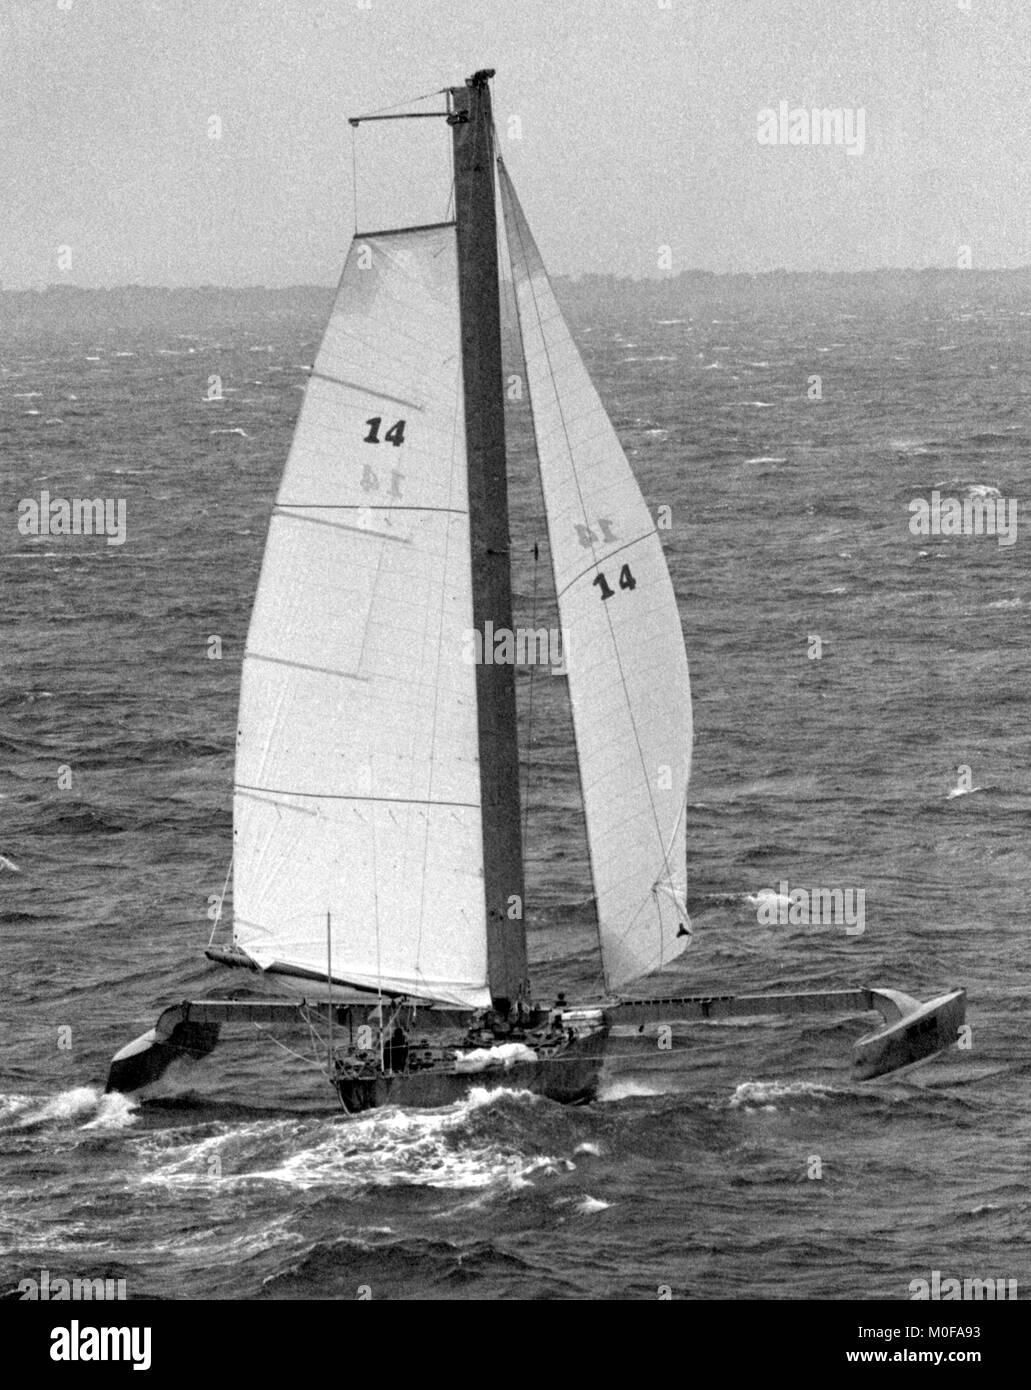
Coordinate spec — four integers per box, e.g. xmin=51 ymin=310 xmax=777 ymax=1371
xmin=385 ymin=1025 xmax=409 ymax=1074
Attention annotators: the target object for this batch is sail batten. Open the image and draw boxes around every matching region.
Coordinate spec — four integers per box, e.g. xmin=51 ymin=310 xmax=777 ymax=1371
xmin=232 ymin=223 xmax=491 ymax=1012
xmin=308 ymin=371 xmax=426 ymax=410
xmin=498 ymin=157 xmax=693 ymax=993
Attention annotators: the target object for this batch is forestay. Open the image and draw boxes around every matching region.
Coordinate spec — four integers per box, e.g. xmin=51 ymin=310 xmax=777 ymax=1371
xmin=233 ymin=223 xmax=491 ymax=1010
xmin=498 ymin=159 xmax=693 ymax=991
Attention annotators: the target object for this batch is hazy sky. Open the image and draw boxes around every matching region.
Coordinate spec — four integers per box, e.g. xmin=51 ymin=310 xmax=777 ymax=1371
xmin=2 ymin=0 xmax=1029 ymax=288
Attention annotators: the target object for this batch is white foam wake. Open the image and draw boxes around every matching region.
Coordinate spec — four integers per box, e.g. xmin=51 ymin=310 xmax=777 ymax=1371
xmin=729 ymin=1079 xmax=834 ymax=1110
xmin=137 ymin=1088 xmax=562 ymax=1193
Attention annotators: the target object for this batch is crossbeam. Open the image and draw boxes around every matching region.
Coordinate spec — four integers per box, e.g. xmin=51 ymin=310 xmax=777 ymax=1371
xmin=600 ymin=986 xmax=966 ymax=1080
xmin=105 ymin=986 xmax=966 ymax=1094
xmin=601 ymin=988 xmax=876 ymax=1026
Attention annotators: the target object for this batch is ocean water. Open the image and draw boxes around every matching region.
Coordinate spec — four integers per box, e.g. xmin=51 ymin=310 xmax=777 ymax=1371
xmin=1 ymin=276 xmax=1029 ymax=1301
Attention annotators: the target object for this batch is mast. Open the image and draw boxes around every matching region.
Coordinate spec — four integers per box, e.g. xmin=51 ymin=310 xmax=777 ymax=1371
xmin=451 ymin=69 xmax=529 ymax=1013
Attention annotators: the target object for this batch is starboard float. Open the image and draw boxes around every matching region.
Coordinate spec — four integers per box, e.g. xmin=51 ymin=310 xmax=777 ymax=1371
xmin=106 ymin=72 xmax=966 ymax=1111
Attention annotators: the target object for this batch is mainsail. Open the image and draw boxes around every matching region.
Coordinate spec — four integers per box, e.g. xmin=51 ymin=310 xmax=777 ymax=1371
xmin=498 ymin=158 xmax=693 ymax=992
xmin=233 ymin=223 xmax=491 ymax=1010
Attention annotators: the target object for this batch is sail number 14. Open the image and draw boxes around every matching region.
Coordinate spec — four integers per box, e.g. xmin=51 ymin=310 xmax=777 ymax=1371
xmin=593 ymin=565 xmax=636 ymax=600
xmin=363 ymin=417 xmax=406 ymax=446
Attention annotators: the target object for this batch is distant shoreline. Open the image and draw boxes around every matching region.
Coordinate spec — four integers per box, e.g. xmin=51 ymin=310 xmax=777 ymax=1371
xmin=5 ymin=268 xmax=1029 ymax=333
xmin=4 ymin=264 xmax=1031 ymax=297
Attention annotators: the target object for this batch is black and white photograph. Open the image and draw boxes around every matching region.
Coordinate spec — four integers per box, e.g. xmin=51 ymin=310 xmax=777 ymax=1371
xmin=1 ymin=0 xmax=1026 ymax=1348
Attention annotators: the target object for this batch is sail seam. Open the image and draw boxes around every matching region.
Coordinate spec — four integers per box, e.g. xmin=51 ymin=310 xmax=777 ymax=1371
xmin=275 ymin=504 xmax=467 ymax=515
xmin=347 ymin=246 xmax=458 ymax=301
xmin=315 ymin=320 xmax=447 ymax=375
xmin=327 ymin=318 xmax=448 ymax=365
xmin=320 ymin=309 xmax=450 ymax=366
xmin=236 ymin=783 xmax=478 ymax=808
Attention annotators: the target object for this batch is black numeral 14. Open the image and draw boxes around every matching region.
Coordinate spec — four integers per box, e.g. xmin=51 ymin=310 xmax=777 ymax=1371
xmin=593 ymin=564 xmax=636 ymax=600
xmin=364 ymin=417 xmax=406 ymax=446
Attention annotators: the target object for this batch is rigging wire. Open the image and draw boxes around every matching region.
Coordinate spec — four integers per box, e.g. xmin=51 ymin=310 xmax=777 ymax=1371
xmin=301 ymin=1004 xmax=329 ymax=1057
xmin=206 ymin=853 xmax=234 ymax=948
xmin=357 ymin=86 xmax=449 ymax=119
xmin=248 ymin=1020 xmax=329 ymax=1075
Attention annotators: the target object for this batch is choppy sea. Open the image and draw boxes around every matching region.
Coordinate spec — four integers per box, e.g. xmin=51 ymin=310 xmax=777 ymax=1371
xmin=2 ymin=275 xmax=1028 ymax=1300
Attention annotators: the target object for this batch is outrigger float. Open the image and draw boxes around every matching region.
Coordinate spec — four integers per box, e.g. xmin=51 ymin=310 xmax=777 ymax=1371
xmin=106 ymin=72 xmax=966 ymax=1110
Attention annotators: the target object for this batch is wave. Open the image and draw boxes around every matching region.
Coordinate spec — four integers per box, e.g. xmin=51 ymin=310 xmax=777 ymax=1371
xmin=891 ymin=439 xmax=934 ymax=451
xmin=598 ymin=1076 xmax=669 ymax=1101
xmin=257 ymin=1233 xmax=556 ymax=1300
xmin=34 ymin=808 xmax=128 ymax=836
xmin=933 ymin=480 xmax=1003 ymax=498
xmin=133 ymin=1088 xmax=573 ymax=1194
xmin=0 ymin=1087 xmax=137 ymax=1133
xmin=571 ymin=1194 xmax=610 ymax=1214
xmin=964 ymin=431 xmax=1027 ymax=447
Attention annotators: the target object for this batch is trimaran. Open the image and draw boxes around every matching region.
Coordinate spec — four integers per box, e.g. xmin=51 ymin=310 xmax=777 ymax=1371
xmin=107 ymin=71 xmax=965 ymax=1112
